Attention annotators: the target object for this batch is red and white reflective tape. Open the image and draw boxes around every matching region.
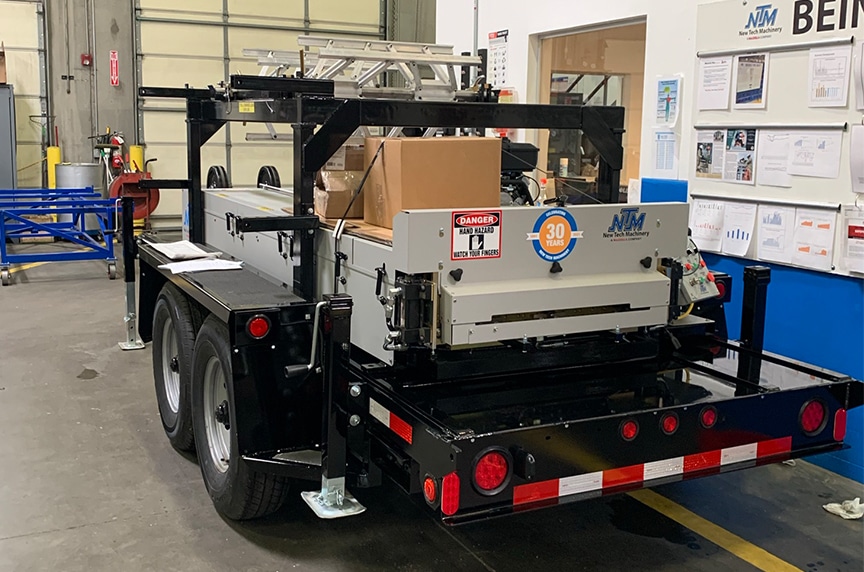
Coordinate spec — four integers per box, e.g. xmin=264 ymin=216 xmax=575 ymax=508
xmin=513 ymin=436 xmax=792 ymax=505
xmin=369 ymin=398 xmax=413 ymax=444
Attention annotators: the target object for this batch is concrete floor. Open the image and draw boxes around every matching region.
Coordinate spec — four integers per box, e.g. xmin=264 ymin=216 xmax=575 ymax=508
xmin=0 ymin=253 xmax=862 ymax=572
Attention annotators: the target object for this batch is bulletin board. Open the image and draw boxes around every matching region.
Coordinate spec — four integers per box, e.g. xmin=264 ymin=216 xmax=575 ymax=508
xmin=688 ymin=0 xmax=864 ymax=277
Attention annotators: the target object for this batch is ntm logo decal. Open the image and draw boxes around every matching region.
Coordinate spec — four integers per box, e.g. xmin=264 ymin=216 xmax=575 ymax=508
xmin=608 ymin=207 xmax=646 ymax=233
xmin=746 ymin=4 xmax=778 ymax=28
xmin=604 ymin=207 xmax=649 ymax=241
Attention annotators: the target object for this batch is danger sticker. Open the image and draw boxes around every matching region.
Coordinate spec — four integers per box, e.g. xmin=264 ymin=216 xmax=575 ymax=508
xmin=451 ymin=210 xmax=502 ymax=260
xmin=528 ymin=207 xmax=583 ymax=262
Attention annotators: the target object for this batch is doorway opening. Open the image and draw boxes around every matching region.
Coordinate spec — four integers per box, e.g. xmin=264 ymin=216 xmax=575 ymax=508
xmin=538 ymin=22 xmax=646 ymax=202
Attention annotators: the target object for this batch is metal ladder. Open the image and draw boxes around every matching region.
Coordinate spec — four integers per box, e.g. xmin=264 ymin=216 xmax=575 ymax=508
xmin=242 ymin=36 xmax=483 ymax=141
xmin=244 ymin=35 xmax=482 ymax=100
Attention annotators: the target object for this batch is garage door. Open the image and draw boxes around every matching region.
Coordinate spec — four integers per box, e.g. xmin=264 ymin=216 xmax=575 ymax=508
xmin=0 ymin=0 xmax=47 ymax=188
xmin=136 ymin=0 xmax=384 ymax=218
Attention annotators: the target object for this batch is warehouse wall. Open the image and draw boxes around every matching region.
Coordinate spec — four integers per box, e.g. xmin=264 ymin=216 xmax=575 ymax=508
xmin=45 ymin=0 xmax=136 ymax=164
xmin=136 ymin=0 xmax=386 ymax=218
xmin=436 ymin=0 xmax=864 ymax=483
xmin=435 ymin=0 xmax=694 ymax=180
xmin=19 ymin=1 xmax=433 ymax=216
xmin=0 ymin=0 xmax=47 ymax=188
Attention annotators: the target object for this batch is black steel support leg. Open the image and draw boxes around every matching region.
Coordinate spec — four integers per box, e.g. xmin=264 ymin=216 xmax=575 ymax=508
xmin=736 ymin=266 xmax=771 ymax=393
xmin=118 ymin=196 xmax=145 ymax=350
xmin=322 ymin=293 xmax=352 ymax=482
xmin=300 ymin=293 xmax=366 ymax=518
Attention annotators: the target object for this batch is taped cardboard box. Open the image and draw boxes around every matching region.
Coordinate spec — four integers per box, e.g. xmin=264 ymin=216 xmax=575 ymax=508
xmin=363 ymin=137 xmax=501 ymax=229
xmin=314 ymin=171 xmax=364 ymax=219
xmin=324 ymin=145 xmax=364 ymax=171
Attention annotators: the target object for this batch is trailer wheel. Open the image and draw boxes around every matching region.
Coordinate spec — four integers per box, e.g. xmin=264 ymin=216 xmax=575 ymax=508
xmin=256 ymin=165 xmax=281 ymax=188
xmin=192 ymin=316 xmax=289 ymax=520
xmin=206 ymin=165 xmax=230 ymax=189
xmin=152 ymin=285 xmax=196 ymax=452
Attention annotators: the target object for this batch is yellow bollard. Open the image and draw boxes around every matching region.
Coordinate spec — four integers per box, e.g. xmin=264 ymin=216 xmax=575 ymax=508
xmin=46 ymin=146 xmax=61 ymax=188
xmin=129 ymin=145 xmax=145 ymax=173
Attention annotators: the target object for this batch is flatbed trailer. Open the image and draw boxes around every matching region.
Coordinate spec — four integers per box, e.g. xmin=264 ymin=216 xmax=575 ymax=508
xmin=134 ymin=71 xmax=863 ymax=524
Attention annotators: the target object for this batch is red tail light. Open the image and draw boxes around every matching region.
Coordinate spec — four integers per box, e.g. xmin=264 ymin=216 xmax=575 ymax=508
xmin=620 ymin=419 xmax=639 ymax=441
xmin=441 ymin=472 xmax=460 ymax=516
xmin=660 ymin=413 xmax=679 ymax=435
xmin=472 ymin=450 xmax=510 ymax=494
xmin=423 ymin=476 xmax=437 ymax=503
xmin=700 ymin=406 xmax=718 ymax=429
xmin=246 ymin=315 xmax=271 ymax=339
xmin=833 ymin=409 xmax=847 ymax=441
xmin=800 ymin=400 xmax=827 ymax=435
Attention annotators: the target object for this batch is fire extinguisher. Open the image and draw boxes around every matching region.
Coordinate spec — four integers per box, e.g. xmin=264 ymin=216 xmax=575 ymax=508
xmin=109 ymin=133 xmax=126 ymax=172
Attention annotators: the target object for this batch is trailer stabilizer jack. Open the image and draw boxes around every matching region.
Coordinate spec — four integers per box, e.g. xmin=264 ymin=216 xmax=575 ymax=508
xmin=301 ymin=476 xmax=366 ymax=519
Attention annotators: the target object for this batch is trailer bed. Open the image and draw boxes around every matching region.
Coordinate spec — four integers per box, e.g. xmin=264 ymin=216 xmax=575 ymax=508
xmin=138 ymin=240 xmax=307 ymax=324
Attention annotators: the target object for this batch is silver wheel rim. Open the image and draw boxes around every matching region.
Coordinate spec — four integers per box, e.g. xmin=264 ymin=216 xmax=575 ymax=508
xmin=160 ymin=317 xmax=180 ymax=413
xmin=203 ymin=355 xmax=231 ymax=473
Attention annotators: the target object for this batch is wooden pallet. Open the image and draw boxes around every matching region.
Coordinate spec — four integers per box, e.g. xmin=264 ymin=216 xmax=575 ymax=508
xmin=18 ymin=214 xmax=55 ymax=243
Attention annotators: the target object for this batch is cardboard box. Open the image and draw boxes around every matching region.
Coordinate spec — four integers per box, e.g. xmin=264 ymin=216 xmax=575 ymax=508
xmin=314 ymin=171 xmax=364 ymax=219
xmin=363 ymin=137 xmax=502 ymax=229
xmin=0 ymin=43 xmax=7 ymax=84
xmin=324 ymin=144 xmax=364 ymax=171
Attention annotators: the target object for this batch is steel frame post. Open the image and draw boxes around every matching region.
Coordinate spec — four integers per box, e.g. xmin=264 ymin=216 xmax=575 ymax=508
xmin=737 ymin=265 xmax=771 ymax=391
xmin=186 ymin=101 xmax=225 ymax=244
xmin=187 ymin=102 xmax=205 ymax=244
xmin=300 ymin=293 xmax=366 ymax=518
xmin=293 ymin=120 xmax=317 ymax=299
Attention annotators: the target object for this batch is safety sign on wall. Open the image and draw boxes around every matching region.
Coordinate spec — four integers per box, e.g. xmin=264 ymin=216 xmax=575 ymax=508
xmin=109 ymin=50 xmax=119 ymax=87
xmin=528 ymin=208 xmax=583 ymax=262
xmin=488 ymin=29 xmax=509 ymax=87
xmin=452 ymin=210 xmax=502 ymax=260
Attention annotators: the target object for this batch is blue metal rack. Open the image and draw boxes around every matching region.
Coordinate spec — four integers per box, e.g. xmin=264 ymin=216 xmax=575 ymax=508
xmin=0 ymin=187 xmax=121 ymax=286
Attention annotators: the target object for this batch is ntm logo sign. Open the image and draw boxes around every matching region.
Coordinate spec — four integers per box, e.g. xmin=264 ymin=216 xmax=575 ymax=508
xmin=608 ymin=207 xmax=646 ymax=233
xmin=746 ymin=4 xmax=778 ymax=28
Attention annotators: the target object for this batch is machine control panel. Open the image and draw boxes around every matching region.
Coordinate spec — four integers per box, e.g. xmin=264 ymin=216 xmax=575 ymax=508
xmin=679 ymin=237 xmax=720 ymax=304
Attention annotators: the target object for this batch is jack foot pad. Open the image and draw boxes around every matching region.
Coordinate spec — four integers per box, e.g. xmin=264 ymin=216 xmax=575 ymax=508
xmin=301 ymin=489 xmax=366 ymax=519
xmin=118 ymin=340 xmax=146 ymax=351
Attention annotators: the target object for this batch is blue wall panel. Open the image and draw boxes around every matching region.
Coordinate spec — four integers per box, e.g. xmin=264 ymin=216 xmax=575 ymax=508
xmin=702 ymin=254 xmax=864 ymax=482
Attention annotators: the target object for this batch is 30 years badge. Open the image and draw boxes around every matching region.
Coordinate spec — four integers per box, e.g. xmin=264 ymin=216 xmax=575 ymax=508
xmin=527 ymin=208 xmax=583 ymax=262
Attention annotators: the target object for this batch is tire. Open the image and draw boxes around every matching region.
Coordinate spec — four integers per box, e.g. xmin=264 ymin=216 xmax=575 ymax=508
xmin=192 ymin=316 xmax=289 ymax=520
xmin=206 ymin=165 xmax=230 ymax=189
xmin=256 ymin=165 xmax=281 ymax=188
xmin=152 ymin=284 xmax=196 ymax=452
xmin=266 ymin=166 xmax=281 ymax=188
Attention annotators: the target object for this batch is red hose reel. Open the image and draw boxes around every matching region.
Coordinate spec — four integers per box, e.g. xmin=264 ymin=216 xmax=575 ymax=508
xmin=108 ymin=172 xmax=160 ymax=219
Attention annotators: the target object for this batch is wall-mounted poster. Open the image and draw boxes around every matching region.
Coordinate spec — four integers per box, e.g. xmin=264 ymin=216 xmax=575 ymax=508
xmin=655 ymin=76 xmax=681 ymax=126
xmin=733 ymin=53 xmax=769 ymax=109
xmin=694 ymin=128 xmax=756 ymax=184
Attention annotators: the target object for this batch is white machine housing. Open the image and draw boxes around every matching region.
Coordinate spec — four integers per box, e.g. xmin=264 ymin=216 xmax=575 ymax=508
xmin=317 ymin=203 xmax=690 ymax=364
xmin=202 ymin=188 xmax=689 ymax=365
